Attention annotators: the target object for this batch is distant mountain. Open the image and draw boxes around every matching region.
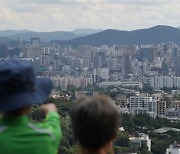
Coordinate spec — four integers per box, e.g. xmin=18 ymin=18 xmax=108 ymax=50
xmin=52 ymin=25 xmax=180 ymax=46
xmin=0 ymin=30 xmax=31 ymax=37
xmin=0 ymin=29 xmax=102 ymax=42
xmin=10 ymin=31 xmax=83 ymax=42
xmin=11 ymin=29 xmax=102 ymax=42
xmin=73 ymin=28 xmax=102 ymax=35
xmin=1 ymin=25 xmax=180 ymax=44
xmin=0 ymin=30 xmax=85 ymax=42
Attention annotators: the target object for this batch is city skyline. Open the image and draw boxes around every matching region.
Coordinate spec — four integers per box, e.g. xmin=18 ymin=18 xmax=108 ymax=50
xmin=0 ymin=0 xmax=180 ymax=32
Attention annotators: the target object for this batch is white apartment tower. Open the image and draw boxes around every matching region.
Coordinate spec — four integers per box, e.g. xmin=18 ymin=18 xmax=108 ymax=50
xmin=150 ymin=75 xmax=180 ymax=89
xmin=130 ymin=93 xmax=157 ymax=117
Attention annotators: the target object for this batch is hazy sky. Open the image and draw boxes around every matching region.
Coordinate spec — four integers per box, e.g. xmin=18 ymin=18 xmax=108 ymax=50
xmin=0 ymin=0 xmax=180 ymax=31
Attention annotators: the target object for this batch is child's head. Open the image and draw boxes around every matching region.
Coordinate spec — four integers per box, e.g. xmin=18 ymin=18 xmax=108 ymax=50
xmin=71 ymin=95 xmax=121 ymax=153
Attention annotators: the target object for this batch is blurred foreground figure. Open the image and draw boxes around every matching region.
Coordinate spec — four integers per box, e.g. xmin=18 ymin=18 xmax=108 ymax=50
xmin=71 ymin=95 xmax=121 ymax=154
xmin=0 ymin=60 xmax=62 ymax=154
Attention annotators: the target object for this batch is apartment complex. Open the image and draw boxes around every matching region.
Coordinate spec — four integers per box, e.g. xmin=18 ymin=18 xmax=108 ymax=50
xmin=129 ymin=93 xmax=157 ymax=117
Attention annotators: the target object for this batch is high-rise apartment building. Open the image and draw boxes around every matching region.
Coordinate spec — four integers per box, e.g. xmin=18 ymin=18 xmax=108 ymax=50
xmin=150 ymin=76 xmax=180 ymax=89
xmin=123 ymin=53 xmax=131 ymax=76
xmin=139 ymin=47 xmax=153 ymax=62
xmin=31 ymin=38 xmax=40 ymax=46
xmin=157 ymin=101 xmax=166 ymax=116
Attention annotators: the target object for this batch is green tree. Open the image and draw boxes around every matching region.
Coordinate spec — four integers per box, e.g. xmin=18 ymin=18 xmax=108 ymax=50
xmin=114 ymin=132 xmax=131 ymax=147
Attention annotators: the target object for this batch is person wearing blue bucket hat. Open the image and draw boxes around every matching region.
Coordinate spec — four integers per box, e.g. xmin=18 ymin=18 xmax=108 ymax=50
xmin=0 ymin=59 xmax=62 ymax=154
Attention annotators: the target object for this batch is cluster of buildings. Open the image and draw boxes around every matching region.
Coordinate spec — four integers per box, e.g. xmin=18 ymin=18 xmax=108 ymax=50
xmin=1 ymin=38 xmax=179 ymax=122
xmin=50 ymin=76 xmax=93 ymax=91
xmin=116 ymin=92 xmax=180 ymax=122
xmin=73 ymin=89 xmax=180 ymax=123
xmin=1 ymin=38 xmax=180 ymax=121
xmin=2 ymin=38 xmax=180 ymax=90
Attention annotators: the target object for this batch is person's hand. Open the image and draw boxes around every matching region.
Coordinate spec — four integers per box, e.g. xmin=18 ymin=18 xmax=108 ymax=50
xmin=39 ymin=103 xmax=57 ymax=115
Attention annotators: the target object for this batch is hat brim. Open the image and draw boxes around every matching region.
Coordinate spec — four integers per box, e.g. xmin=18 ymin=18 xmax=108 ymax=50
xmin=0 ymin=78 xmax=53 ymax=112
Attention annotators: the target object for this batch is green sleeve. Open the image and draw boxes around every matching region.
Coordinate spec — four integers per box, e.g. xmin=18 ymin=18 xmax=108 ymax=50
xmin=42 ymin=112 xmax=62 ymax=149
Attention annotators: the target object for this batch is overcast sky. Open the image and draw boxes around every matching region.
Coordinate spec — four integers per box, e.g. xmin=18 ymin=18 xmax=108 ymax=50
xmin=0 ymin=0 xmax=179 ymax=31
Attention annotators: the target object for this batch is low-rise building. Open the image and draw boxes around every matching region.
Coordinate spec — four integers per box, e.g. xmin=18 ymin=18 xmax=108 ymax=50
xmin=116 ymin=94 xmax=128 ymax=108
xmin=165 ymin=108 xmax=180 ymax=119
xmin=129 ymin=133 xmax=151 ymax=152
xmin=99 ymin=81 xmax=143 ymax=89
xmin=166 ymin=142 xmax=180 ymax=154
xmin=170 ymin=100 xmax=180 ymax=110
xmin=75 ymin=91 xmax=99 ymax=99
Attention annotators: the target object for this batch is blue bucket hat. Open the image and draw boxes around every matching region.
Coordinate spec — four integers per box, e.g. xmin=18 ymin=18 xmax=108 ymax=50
xmin=0 ymin=59 xmax=53 ymax=112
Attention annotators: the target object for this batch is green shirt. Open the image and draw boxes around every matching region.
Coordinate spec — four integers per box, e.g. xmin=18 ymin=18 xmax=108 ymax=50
xmin=0 ymin=112 xmax=62 ymax=154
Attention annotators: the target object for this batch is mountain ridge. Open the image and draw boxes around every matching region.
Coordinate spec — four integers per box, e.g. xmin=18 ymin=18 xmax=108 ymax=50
xmin=0 ymin=25 xmax=180 ymax=45
xmin=52 ymin=25 xmax=180 ymax=46
xmin=0 ymin=29 xmax=102 ymax=42
xmin=73 ymin=28 xmax=102 ymax=35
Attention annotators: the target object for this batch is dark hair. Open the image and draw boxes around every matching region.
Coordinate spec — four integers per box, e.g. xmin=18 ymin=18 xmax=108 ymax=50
xmin=71 ymin=95 xmax=121 ymax=152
